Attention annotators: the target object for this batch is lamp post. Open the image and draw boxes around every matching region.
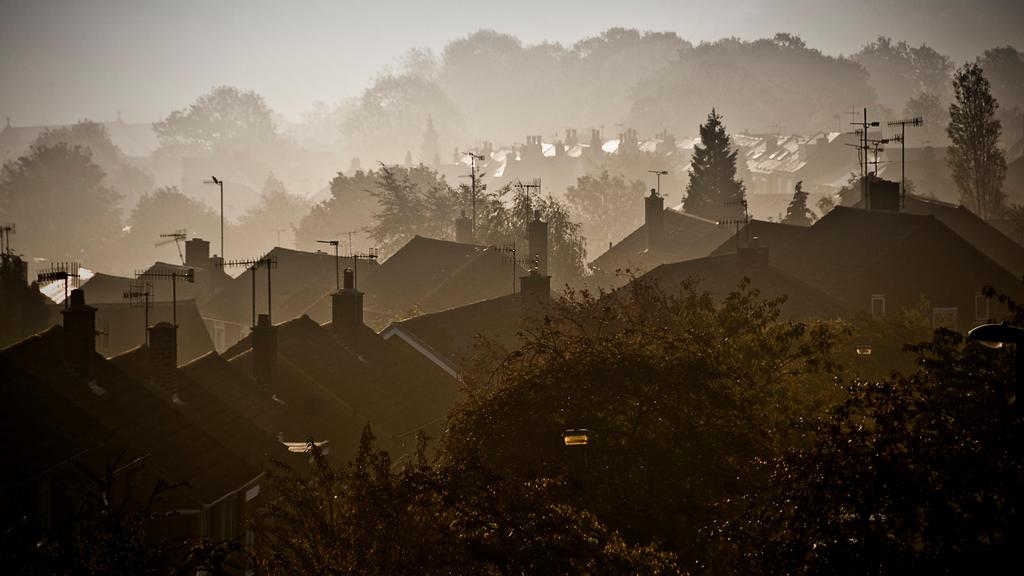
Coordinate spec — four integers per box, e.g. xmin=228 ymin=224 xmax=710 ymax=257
xmin=967 ymin=321 xmax=1024 ymax=412
xmin=204 ymin=176 xmax=224 ymax=258
xmin=317 ymin=239 xmax=340 ymax=291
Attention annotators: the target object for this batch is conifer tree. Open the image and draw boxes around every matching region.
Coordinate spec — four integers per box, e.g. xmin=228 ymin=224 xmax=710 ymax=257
xmin=683 ymin=108 xmax=746 ymax=220
xmin=420 ymin=114 xmax=440 ymax=165
xmin=782 ymin=181 xmax=815 ymax=226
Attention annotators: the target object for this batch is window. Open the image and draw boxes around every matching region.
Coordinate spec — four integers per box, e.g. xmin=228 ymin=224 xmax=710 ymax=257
xmin=933 ymin=307 xmax=958 ymax=330
xmin=975 ymin=292 xmax=990 ymax=322
xmin=871 ymin=294 xmax=886 ymax=318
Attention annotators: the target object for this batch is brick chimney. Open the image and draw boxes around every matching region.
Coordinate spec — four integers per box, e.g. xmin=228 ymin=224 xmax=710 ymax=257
xmin=519 ymin=269 xmax=551 ymax=315
xmin=455 ymin=209 xmax=473 ymax=244
xmin=332 ymin=268 xmax=363 ymax=349
xmin=185 ymin=238 xmax=211 ymax=267
xmin=61 ymin=289 xmax=96 ymax=378
xmin=148 ymin=322 xmax=177 ymax=396
xmin=867 ymin=176 xmax=900 ymax=212
xmin=527 ymin=209 xmax=548 ymax=275
xmin=645 ymin=188 xmax=665 ymax=252
xmin=252 ymin=313 xmax=277 ymax=391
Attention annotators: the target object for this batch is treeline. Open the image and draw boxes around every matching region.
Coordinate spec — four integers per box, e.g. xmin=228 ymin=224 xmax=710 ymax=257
xmin=339 ymin=29 xmax=1024 ymax=163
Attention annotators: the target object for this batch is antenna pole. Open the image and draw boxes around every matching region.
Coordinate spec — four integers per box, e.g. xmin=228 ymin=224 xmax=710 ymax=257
xmin=252 ymin=266 xmax=257 ymax=327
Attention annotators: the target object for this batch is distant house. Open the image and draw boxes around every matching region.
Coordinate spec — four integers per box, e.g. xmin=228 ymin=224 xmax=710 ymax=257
xmin=1 ymin=290 xmax=264 ymax=546
xmin=713 ymin=198 xmax=1023 ymax=330
xmin=588 ymin=190 xmax=733 ymax=288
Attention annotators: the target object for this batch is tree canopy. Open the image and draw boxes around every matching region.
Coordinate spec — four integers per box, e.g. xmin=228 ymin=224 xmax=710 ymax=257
xmin=0 ymin=143 xmax=121 ymax=265
xmin=154 ymin=86 xmax=277 ymax=154
xmin=946 ymin=63 xmax=1006 ymax=219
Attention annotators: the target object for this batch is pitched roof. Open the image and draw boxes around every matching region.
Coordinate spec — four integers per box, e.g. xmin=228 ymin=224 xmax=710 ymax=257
xmin=224 ymin=315 xmax=460 ymax=451
xmin=898 ymin=194 xmax=1024 ymax=276
xmin=589 ymin=208 xmax=734 ymax=284
xmin=640 ymin=252 xmax=847 ymax=319
xmin=364 ymin=236 xmax=523 ymax=317
xmin=1 ymin=326 xmax=260 ymax=505
xmin=49 ymin=299 xmax=215 ymax=365
xmin=382 ymin=294 xmax=525 ymax=377
xmin=709 ymin=220 xmax=812 ymax=258
xmin=180 ymin=351 xmax=366 ymax=457
xmin=200 ymin=247 xmax=380 ymax=326
xmin=109 ymin=345 xmax=288 ymax=470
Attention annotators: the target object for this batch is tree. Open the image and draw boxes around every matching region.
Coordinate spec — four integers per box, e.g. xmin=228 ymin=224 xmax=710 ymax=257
xmin=367 ymin=164 xmax=461 ymax=255
xmin=565 ymin=171 xmax=647 ymax=254
xmin=816 ymin=194 xmax=836 ymax=217
xmin=444 ymin=278 xmax=841 ymax=565
xmin=420 ymin=115 xmax=440 ymax=166
xmin=154 ymin=86 xmax=277 ymax=154
xmin=475 ymin=186 xmax=588 ymax=283
xmin=729 ymin=318 xmax=1024 ymax=574
xmin=254 ymin=427 xmax=679 ymax=574
xmin=683 ymin=108 xmax=746 ymax=220
xmin=978 ymin=47 xmax=1024 ymax=146
xmin=903 ymin=92 xmax=948 ymax=144
xmin=782 ymin=181 xmax=815 ymax=226
xmin=854 ymin=37 xmax=953 ymax=113
xmin=946 ymin=63 xmax=1006 ymax=219
xmin=294 ymin=169 xmax=380 ymax=253
xmin=118 ymin=186 xmax=220 ymax=271
xmin=235 ymin=174 xmax=311 ymax=253
xmin=32 ymin=121 xmax=154 ymax=206
xmin=0 ymin=143 xmax=121 ymax=264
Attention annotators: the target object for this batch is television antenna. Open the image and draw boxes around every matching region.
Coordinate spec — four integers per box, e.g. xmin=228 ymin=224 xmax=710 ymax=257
xmin=135 ymin=268 xmax=194 ymax=329
xmin=217 ymin=255 xmax=277 ymax=326
xmin=515 ymin=178 xmax=542 ymax=216
xmin=721 ymin=197 xmax=751 ymax=253
xmin=337 ymin=230 xmax=360 ymax=257
xmin=155 ymin=229 xmax=187 ymax=264
xmin=122 ymin=280 xmax=152 ymax=345
xmin=887 ymin=117 xmax=923 ymax=207
xmin=348 ymin=249 xmax=378 ymax=291
xmin=37 ymin=262 xmax=81 ymax=309
xmin=460 ymin=152 xmax=486 ymax=237
xmin=495 ymin=242 xmax=537 ymax=295
xmin=848 ymin=108 xmax=881 ymax=208
xmin=0 ymin=223 xmax=14 ymax=255
xmin=647 ymin=170 xmax=668 ymax=197
xmin=217 ymin=255 xmax=276 ymax=327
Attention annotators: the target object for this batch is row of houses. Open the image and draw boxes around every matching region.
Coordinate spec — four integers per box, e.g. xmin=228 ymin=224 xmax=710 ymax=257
xmin=6 ymin=160 xmax=1024 ymax=556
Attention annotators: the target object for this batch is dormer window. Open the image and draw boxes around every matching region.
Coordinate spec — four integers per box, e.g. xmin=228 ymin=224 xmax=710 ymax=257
xmin=871 ymin=294 xmax=886 ymax=318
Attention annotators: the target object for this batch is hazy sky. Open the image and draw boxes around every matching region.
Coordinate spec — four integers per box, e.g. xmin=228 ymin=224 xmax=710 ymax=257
xmin=1 ymin=0 xmax=1021 ymax=126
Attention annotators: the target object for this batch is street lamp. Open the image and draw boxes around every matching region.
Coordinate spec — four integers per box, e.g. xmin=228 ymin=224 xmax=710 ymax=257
xmin=203 ymin=176 xmax=224 ymax=258
xmin=317 ymin=239 xmax=340 ymax=291
xmin=967 ymin=321 xmax=1024 ymax=411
